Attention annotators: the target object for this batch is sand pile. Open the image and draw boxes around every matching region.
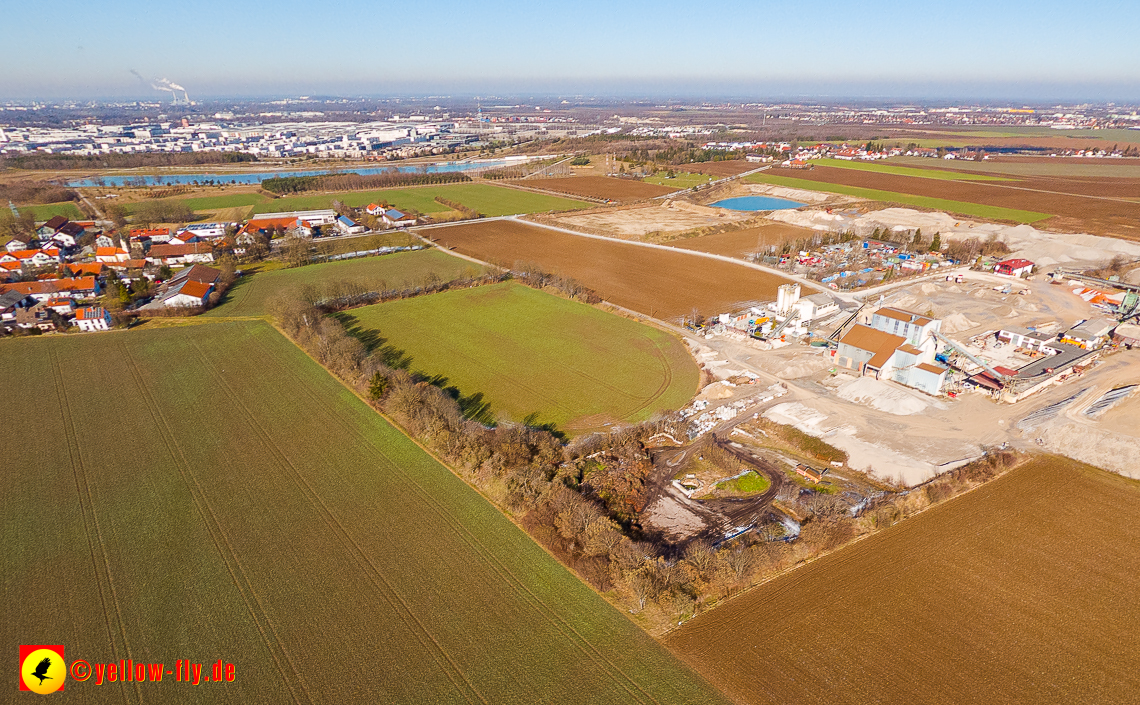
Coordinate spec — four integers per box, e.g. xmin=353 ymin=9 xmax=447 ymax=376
xmin=836 ymin=377 xmax=936 ymax=416
xmin=940 ymin=312 xmax=977 ymax=334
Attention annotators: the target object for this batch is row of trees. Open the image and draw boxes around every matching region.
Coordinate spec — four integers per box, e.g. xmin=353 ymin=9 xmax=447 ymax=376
xmin=2 ymin=151 xmax=257 ymax=171
xmin=262 ymin=170 xmax=471 ymax=195
xmin=0 ymin=180 xmax=78 ymax=206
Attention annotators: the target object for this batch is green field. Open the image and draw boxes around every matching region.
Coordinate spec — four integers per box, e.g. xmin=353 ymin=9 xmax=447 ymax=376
xmin=343 ymin=282 xmax=699 ymax=431
xmin=253 ymin=183 xmax=591 ymax=217
xmin=716 ymin=471 xmax=770 ymax=495
xmin=183 ymin=192 xmax=271 ymax=210
xmin=643 ymin=172 xmax=715 ymax=188
xmin=2 ymin=321 xmax=728 ymax=704
xmin=812 ymin=157 xmax=1012 ymax=181
xmin=745 ymin=173 xmax=1052 ymax=223
xmin=208 ymin=248 xmax=486 ymax=317
xmin=888 ymin=156 xmax=1140 ymax=179
xmin=21 ymin=202 xmax=85 ymax=220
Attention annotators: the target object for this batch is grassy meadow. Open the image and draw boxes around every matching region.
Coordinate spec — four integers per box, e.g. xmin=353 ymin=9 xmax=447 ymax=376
xmin=253 ymin=183 xmax=591 ymax=217
xmin=1 ymin=321 xmax=728 ymax=705
xmin=342 ymin=281 xmax=699 ymax=431
xmin=208 ymin=248 xmax=485 ymax=317
xmin=811 ymin=157 xmax=1012 ymax=181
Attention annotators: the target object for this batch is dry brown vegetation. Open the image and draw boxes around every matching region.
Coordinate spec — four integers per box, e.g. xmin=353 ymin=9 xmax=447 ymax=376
xmin=665 ymin=455 xmax=1140 ymax=705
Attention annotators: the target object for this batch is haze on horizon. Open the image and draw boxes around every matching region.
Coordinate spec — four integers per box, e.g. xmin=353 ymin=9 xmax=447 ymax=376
xmin=3 ymin=0 xmax=1139 ymax=102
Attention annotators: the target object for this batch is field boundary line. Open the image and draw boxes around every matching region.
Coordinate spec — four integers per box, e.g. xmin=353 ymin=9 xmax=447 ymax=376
xmin=49 ymin=349 xmax=136 ymax=705
xmin=260 ymin=324 xmax=665 ymax=705
xmin=118 ymin=342 xmax=313 ymax=705
xmin=188 ymin=337 xmax=488 ymax=705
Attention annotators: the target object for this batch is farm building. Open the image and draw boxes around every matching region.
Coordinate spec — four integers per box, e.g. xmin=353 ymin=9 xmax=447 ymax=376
xmin=74 ymin=306 xmax=112 ymax=332
xmin=335 ymin=215 xmax=366 ymax=235
xmin=0 ymin=276 xmax=99 ymax=302
xmin=994 ymin=258 xmax=1034 ymax=277
xmin=142 ymin=264 xmax=221 ymax=310
xmin=836 ymin=307 xmax=948 ymax=394
xmin=796 ymin=464 xmax=825 ymax=483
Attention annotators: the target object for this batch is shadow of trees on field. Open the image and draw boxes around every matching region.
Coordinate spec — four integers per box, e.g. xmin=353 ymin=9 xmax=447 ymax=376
xmin=335 ymin=312 xmax=504 ymax=427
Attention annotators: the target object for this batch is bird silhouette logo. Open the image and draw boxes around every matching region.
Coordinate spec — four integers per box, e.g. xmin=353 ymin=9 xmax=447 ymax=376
xmin=32 ymin=657 xmax=53 ymax=685
xmin=19 ymin=645 xmax=65 ymax=694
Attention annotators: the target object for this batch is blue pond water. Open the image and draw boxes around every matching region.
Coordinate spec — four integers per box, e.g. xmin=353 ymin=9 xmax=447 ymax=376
xmin=710 ymin=195 xmax=804 ymax=211
xmin=66 ymin=158 xmax=523 ymax=187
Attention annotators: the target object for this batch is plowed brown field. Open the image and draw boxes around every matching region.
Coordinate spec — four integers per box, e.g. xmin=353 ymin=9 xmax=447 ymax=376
xmin=788 ymin=166 xmax=1140 ymax=237
xmin=665 ymin=456 xmax=1140 ymax=705
xmin=511 ymin=176 xmax=680 ymax=202
xmin=428 ymin=219 xmax=795 ymax=320
xmin=672 ymin=223 xmax=816 ymax=258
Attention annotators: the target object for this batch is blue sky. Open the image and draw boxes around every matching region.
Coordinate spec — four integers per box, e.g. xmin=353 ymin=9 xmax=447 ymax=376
xmin=3 ymin=0 xmax=1140 ymax=100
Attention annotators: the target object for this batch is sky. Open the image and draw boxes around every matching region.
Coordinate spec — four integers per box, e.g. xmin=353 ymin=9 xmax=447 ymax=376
xmin=3 ymin=0 xmax=1140 ymax=102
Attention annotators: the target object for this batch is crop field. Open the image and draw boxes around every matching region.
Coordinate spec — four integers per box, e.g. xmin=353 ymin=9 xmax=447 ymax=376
xmin=810 ymin=157 xmax=1011 ymax=181
xmin=183 ymin=192 xmax=270 ymax=211
xmin=747 ymin=173 xmax=1053 ymax=223
xmin=665 ymin=456 xmax=1140 ymax=705
xmin=890 ymin=155 xmax=1140 ymax=179
xmin=643 ymin=172 xmax=715 ymax=188
xmin=428 ymin=219 xmax=796 ymax=321
xmin=511 ymin=176 xmax=680 ymax=202
xmin=671 ymin=160 xmax=758 ymax=177
xmin=21 ymin=202 xmax=85 ymax=220
xmin=208 ymin=248 xmax=485 ymax=317
xmin=1 ymin=321 xmax=729 ymax=705
xmin=343 ymin=282 xmax=698 ymax=431
xmin=253 ymin=183 xmax=591 ymax=218
xmin=756 ymin=167 xmax=1140 ymax=236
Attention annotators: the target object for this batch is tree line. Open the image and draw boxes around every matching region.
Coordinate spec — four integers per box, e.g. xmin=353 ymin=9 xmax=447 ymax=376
xmin=0 ymin=180 xmax=79 ymax=206
xmin=261 ymin=170 xmax=471 ymax=195
xmin=2 ymin=151 xmax=257 ymax=171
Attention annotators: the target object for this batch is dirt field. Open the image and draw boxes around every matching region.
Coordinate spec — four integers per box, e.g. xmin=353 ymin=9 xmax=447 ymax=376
xmin=426 ymin=219 xmax=795 ymax=320
xmin=665 ymin=456 xmax=1140 ymax=705
xmin=510 ymin=176 xmax=680 ymax=202
xmin=555 ymin=203 xmax=752 ymax=237
xmin=781 ymin=166 xmax=1140 ymax=237
xmin=671 ymin=222 xmax=817 ymax=258
xmin=673 ymin=160 xmax=758 ymax=177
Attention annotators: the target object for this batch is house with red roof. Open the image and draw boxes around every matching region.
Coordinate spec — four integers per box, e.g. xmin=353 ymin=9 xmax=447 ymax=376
xmin=74 ymin=306 xmax=112 ymax=332
xmin=994 ymin=259 xmax=1034 ymax=278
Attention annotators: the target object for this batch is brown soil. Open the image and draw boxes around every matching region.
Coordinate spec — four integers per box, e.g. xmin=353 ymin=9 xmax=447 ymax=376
xmin=674 ymin=160 xmax=758 ymax=177
xmin=428 ymin=220 xmax=794 ymax=321
xmin=664 ymin=456 xmax=1140 ymax=705
xmin=509 ymin=176 xmax=679 ymax=202
xmin=672 ymin=222 xmax=817 ymax=258
xmin=790 ymin=166 xmax=1140 ymax=237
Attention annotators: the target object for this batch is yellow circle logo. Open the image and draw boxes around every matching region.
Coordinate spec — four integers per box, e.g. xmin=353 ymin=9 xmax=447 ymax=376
xmin=21 ymin=649 xmax=65 ymax=695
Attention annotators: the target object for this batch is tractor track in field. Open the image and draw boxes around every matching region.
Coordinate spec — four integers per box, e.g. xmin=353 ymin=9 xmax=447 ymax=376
xmin=118 ymin=343 xmax=314 ymax=705
xmin=257 ymin=329 xmax=667 ymax=705
xmin=50 ymin=349 xmax=137 ymax=705
xmin=188 ymin=340 xmax=489 ymax=705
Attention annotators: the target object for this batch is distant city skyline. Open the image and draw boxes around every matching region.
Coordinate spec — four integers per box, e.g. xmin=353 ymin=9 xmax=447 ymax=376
xmin=4 ymin=0 xmax=1140 ymax=101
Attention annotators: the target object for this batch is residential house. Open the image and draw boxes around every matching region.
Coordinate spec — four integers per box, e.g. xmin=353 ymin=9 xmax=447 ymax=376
xmin=74 ymin=306 xmax=112 ymax=332
xmin=95 ymin=234 xmax=116 ymax=249
xmin=131 ymin=227 xmax=171 ymax=243
xmin=49 ymin=222 xmax=86 ymax=249
xmin=836 ymin=306 xmax=948 ymax=395
xmin=0 ymin=276 xmax=99 ymax=302
xmin=5 ymin=238 xmax=32 ymax=252
xmin=0 ymin=261 xmax=23 ymax=279
xmin=141 ymin=264 xmax=221 ymax=310
xmin=64 ymin=262 xmax=106 ymax=278
xmin=335 ymin=215 xmax=366 ymax=235
xmin=145 ymin=243 xmax=215 ymax=266
xmin=43 ymin=297 xmax=76 ymax=315
xmin=365 ymin=203 xmax=385 ymax=216
xmin=96 ymin=246 xmax=131 ymax=263
xmin=36 ymin=215 xmax=69 ymax=239
xmin=994 ymin=258 xmax=1034 ymax=278
xmin=0 ymin=248 xmax=63 ymax=268
xmin=0 ymin=289 xmax=34 ymax=327
xmin=238 ymin=216 xmax=299 ymax=240
xmin=381 ymin=208 xmax=416 ymax=226
xmin=286 ymin=219 xmax=315 ymax=239
xmin=168 ymin=231 xmax=202 ymax=245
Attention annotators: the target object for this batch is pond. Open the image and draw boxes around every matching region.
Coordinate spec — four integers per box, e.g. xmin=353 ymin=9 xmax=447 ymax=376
xmin=710 ymin=195 xmax=804 ymax=211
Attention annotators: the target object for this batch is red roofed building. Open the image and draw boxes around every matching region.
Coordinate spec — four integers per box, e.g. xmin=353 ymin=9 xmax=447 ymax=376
xmin=96 ymin=246 xmax=131 ymax=263
xmin=74 ymin=306 xmax=113 ymax=332
xmin=994 ymin=259 xmax=1034 ymax=277
xmin=0 ymin=276 xmax=99 ymax=302
xmin=145 ymin=242 xmax=215 ymax=265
